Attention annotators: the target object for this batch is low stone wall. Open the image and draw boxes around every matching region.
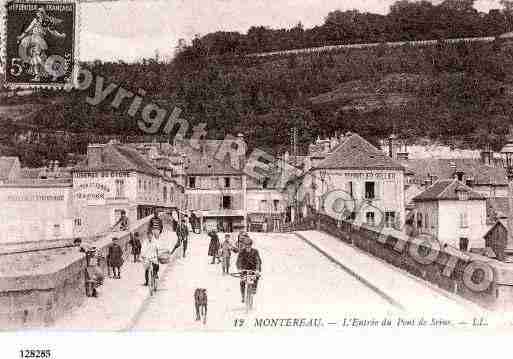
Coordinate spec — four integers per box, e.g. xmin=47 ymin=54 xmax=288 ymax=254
xmin=299 ymin=213 xmax=513 ymax=311
xmin=0 ymin=215 xmax=155 ymax=330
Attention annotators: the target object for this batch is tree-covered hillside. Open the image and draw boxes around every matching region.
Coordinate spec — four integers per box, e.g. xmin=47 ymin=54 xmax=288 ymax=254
xmin=3 ymin=0 xmax=513 ymax=166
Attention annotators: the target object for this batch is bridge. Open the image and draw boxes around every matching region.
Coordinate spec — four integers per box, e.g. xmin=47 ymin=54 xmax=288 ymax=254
xmin=51 ymin=227 xmax=488 ymax=331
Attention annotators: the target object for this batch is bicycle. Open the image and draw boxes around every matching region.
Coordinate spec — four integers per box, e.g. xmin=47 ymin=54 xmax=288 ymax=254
xmin=231 ymin=270 xmax=261 ymax=313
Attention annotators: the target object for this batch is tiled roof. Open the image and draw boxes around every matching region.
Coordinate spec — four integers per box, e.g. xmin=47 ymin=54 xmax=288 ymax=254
xmin=74 ymin=144 xmax=162 ymax=177
xmin=413 ymin=179 xmax=485 ymax=202
xmin=175 ymin=140 xmax=243 ymax=175
xmin=315 ymin=133 xmax=404 ymax=170
xmin=0 ymin=156 xmax=19 ymax=180
xmin=183 ymin=152 xmax=242 ymax=175
xmin=400 ymin=158 xmax=507 ymax=186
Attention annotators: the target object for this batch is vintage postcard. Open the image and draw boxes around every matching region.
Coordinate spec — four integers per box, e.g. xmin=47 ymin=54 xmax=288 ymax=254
xmin=3 ymin=0 xmax=513 ymax=354
xmin=3 ymin=0 xmax=77 ymax=88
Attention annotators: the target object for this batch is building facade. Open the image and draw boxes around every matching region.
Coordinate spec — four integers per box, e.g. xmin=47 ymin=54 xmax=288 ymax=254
xmin=413 ymin=179 xmax=488 ymax=250
xmin=294 ymin=133 xmax=406 ymax=229
xmin=0 ymin=180 xmax=76 ymax=243
xmin=72 ymin=141 xmax=186 ymax=237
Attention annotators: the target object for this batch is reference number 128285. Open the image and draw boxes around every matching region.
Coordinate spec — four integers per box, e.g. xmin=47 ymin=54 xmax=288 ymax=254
xmin=20 ymin=350 xmax=51 ymax=358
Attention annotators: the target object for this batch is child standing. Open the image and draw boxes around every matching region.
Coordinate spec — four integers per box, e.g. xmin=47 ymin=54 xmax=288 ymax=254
xmin=220 ymin=234 xmax=233 ymax=275
xmin=129 ymin=232 xmax=142 ymax=262
xmin=108 ymin=237 xmax=124 ymax=279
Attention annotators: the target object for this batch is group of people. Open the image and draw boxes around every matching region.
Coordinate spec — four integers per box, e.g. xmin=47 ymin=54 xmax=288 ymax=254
xmin=207 ymin=230 xmax=262 ymax=302
xmin=97 ymin=208 xmax=263 ymax=304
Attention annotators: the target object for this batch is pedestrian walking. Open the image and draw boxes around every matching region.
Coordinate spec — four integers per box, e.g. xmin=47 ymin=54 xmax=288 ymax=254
xmin=148 ymin=208 xmax=163 ymax=239
xmin=129 ymin=232 xmax=142 ymax=262
xmin=108 ymin=237 xmax=124 ymax=279
xmin=220 ymin=233 xmax=233 ymax=275
xmin=208 ymin=230 xmax=221 ymax=264
xmin=180 ymin=218 xmax=189 ymax=258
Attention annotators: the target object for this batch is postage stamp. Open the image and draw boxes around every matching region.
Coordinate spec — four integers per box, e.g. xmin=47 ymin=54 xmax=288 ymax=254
xmin=3 ymin=0 xmax=78 ymax=89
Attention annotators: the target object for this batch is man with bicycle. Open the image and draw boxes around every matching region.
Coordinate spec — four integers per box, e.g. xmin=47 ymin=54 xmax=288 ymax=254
xmin=141 ymin=231 xmax=159 ymax=286
xmin=236 ymin=234 xmax=262 ymax=303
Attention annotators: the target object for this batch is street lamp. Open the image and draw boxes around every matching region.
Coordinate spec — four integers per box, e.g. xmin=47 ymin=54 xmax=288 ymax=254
xmin=501 ymin=131 xmax=513 ymax=254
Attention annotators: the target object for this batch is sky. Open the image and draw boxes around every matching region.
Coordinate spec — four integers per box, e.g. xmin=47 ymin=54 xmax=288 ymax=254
xmin=0 ymin=0 xmax=505 ymax=62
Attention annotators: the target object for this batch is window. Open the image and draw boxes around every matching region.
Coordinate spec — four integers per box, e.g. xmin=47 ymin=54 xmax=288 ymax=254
xmin=224 ymin=177 xmax=231 ymax=188
xmin=385 ymin=211 xmax=396 ymax=228
xmin=163 ymin=186 xmax=167 ymax=202
xmin=138 ymin=179 xmax=141 ymax=189
xmin=189 ymin=177 xmax=196 ymax=188
xmin=425 ymin=213 xmax=429 ymax=229
xmin=260 ymin=200 xmax=268 ymax=212
xmin=366 ymin=212 xmax=375 ymax=226
xmin=115 ymin=179 xmax=125 ymax=198
xmin=458 ymin=190 xmax=469 ymax=201
xmin=417 ymin=213 xmax=423 ymax=229
xmin=273 ymin=200 xmax=279 ymax=212
xmin=53 ymin=224 xmax=61 ymax=238
xmin=460 ymin=212 xmax=469 ymax=228
xmin=365 ymin=182 xmax=375 ymax=199
xmin=263 ymin=178 xmax=269 ymax=189
xmin=222 ymin=196 xmax=232 ymax=209
xmin=459 ymin=237 xmax=469 ymax=251
xmin=74 ymin=218 xmax=82 ymax=227
xmin=346 ymin=181 xmax=353 ymax=198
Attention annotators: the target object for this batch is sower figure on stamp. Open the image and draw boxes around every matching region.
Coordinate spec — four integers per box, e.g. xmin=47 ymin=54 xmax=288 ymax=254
xmin=17 ymin=7 xmax=66 ymax=81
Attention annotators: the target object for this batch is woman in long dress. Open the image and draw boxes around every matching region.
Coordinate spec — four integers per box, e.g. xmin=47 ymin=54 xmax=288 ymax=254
xmin=16 ymin=7 xmax=66 ymax=81
xmin=207 ymin=230 xmax=221 ymax=264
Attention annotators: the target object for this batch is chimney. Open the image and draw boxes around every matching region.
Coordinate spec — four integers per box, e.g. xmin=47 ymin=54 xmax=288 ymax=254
xmin=480 ymin=144 xmax=492 ymax=166
xmin=284 ymin=151 xmax=290 ymax=164
xmin=455 ymin=169 xmax=465 ymax=182
xmin=388 ymin=134 xmax=397 ymax=159
xmin=87 ymin=144 xmax=104 ymax=167
xmin=237 ymin=133 xmax=247 ymax=170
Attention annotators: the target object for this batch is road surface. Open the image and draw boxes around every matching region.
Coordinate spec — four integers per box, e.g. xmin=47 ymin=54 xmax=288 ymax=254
xmin=129 ymin=232 xmax=401 ymax=331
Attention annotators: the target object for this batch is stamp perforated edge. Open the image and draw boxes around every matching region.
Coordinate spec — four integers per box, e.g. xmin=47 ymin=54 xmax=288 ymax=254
xmin=1 ymin=0 xmax=81 ymax=90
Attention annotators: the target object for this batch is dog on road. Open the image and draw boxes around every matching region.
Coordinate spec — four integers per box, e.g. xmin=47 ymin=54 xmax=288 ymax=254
xmin=194 ymin=288 xmax=208 ymax=324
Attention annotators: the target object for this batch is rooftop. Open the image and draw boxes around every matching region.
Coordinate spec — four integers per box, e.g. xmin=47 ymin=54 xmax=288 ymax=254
xmin=400 ymin=158 xmax=507 ymax=185
xmin=413 ymin=179 xmax=485 ymax=202
xmin=315 ymin=133 xmax=404 ymax=170
xmin=74 ymin=143 xmax=163 ymax=178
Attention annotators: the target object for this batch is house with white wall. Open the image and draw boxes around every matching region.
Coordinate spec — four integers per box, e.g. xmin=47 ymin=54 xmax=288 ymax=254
xmin=412 ymin=179 xmax=488 ymax=250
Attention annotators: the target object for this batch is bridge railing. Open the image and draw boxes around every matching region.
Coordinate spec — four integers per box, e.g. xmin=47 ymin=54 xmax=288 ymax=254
xmin=0 ymin=214 xmax=164 ymax=329
xmin=293 ymin=212 xmax=513 ymax=311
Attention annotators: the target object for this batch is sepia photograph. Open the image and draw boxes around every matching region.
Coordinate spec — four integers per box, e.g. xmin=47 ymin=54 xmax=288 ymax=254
xmin=2 ymin=0 xmax=513 ymax=354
